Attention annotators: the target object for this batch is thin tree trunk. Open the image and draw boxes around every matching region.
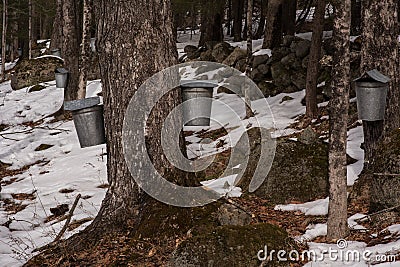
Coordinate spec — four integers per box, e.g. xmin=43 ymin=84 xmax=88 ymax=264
xmin=199 ymin=1 xmax=224 ymax=47
xmin=10 ymin=10 xmax=17 ymax=62
xmin=29 ymin=0 xmax=32 ymax=59
xmin=262 ymin=0 xmax=283 ymax=49
xmin=351 ymin=0 xmax=362 ymax=35
xmin=282 ymin=0 xmax=296 ymax=35
xmin=50 ymin=0 xmax=63 ymax=51
xmin=327 ymin=0 xmax=351 ymax=241
xmin=62 ymin=0 xmax=80 ymax=101
xmin=305 ymin=0 xmax=325 ymax=118
xmin=255 ymin=0 xmax=266 ymax=39
xmin=77 ymin=0 xmax=92 ymax=100
xmin=1 ymin=0 xmax=6 ymax=81
xmin=232 ymin=0 xmax=244 ymax=41
xmin=361 ymin=0 xmax=400 ymax=143
xmin=245 ymin=0 xmax=253 ymax=118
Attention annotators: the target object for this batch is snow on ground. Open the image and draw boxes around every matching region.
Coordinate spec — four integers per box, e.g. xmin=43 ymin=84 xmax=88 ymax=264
xmin=0 ymin=35 xmax=398 ymax=267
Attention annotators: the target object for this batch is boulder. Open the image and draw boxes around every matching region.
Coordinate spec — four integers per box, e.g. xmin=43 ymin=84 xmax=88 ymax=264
xmin=290 ymin=71 xmax=306 ymax=90
xmin=252 ymin=54 xmax=269 ymax=68
xmin=212 ymin=42 xmax=234 ymax=63
xmin=291 ymin=39 xmax=311 ymax=59
xmin=251 ymin=68 xmax=264 ymax=82
xmin=269 ymin=47 xmax=291 ymax=63
xmin=10 ymin=56 xmax=64 ymax=90
xmin=199 ymin=50 xmax=215 ymax=61
xmin=270 ymin=62 xmax=291 ymax=87
xmin=184 ymin=45 xmax=198 ymax=54
xmin=170 ymin=224 xmax=293 ymax=267
xmin=257 ymin=63 xmax=270 ymax=76
xmin=257 ymin=81 xmax=277 ymax=97
xmin=254 ymin=138 xmax=329 ymax=204
xmin=235 ymin=58 xmax=247 ymax=72
xmin=280 ymin=53 xmax=297 ymax=68
xmin=223 ymin=47 xmax=246 ymax=66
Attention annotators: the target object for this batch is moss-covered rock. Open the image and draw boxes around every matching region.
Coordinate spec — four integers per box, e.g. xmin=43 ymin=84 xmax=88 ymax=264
xmin=170 ymin=223 xmax=294 ymax=267
xmin=255 ymin=138 xmax=329 ymax=204
xmin=10 ymin=56 xmax=64 ymax=90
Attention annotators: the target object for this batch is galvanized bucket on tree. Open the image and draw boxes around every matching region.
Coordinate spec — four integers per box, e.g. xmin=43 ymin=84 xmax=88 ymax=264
xmin=55 ymin=68 xmax=69 ymax=88
xmin=181 ymin=80 xmax=217 ymax=126
xmin=354 ymin=69 xmax=390 ymax=121
xmin=51 ymin=48 xmax=61 ymax=57
xmin=64 ymin=97 xmax=106 ymax=148
xmin=17 ymin=48 xmax=22 ymax=57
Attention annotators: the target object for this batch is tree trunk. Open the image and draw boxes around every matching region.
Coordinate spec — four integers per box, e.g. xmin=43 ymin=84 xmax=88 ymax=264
xmin=1 ymin=0 xmax=6 ymax=81
xmin=282 ymin=0 xmax=296 ymax=36
xmin=10 ymin=10 xmax=17 ymax=62
xmin=50 ymin=0 xmax=63 ymax=51
xmin=305 ymin=0 xmax=325 ymax=118
xmin=245 ymin=0 xmax=253 ymax=118
xmin=232 ymin=0 xmax=244 ymax=41
xmin=255 ymin=0 xmax=266 ymax=39
xmin=77 ymin=0 xmax=92 ymax=100
xmin=361 ymin=0 xmax=400 ymax=144
xmin=262 ymin=0 xmax=283 ymax=49
xmin=28 ymin=0 xmax=32 ymax=59
xmin=199 ymin=1 xmax=224 ymax=47
xmin=351 ymin=0 xmax=362 ymax=35
xmin=62 ymin=0 xmax=80 ymax=101
xmin=85 ymin=0 xmax=181 ymax=232
xmin=327 ymin=0 xmax=351 ymax=241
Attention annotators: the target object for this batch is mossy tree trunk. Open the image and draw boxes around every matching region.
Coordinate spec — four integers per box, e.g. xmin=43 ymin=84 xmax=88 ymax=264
xmin=327 ymin=0 xmax=351 ymax=241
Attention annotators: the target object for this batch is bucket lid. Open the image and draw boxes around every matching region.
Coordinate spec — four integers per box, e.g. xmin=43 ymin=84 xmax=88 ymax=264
xmin=55 ymin=68 xmax=69 ymax=74
xmin=64 ymin=96 xmax=101 ymax=111
xmin=180 ymin=80 xmax=218 ymax=88
xmin=354 ymin=69 xmax=391 ymax=83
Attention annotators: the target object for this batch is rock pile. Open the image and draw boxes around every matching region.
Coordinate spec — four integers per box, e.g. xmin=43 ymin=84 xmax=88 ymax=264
xmin=181 ymin=35 xmax=334 ymax=98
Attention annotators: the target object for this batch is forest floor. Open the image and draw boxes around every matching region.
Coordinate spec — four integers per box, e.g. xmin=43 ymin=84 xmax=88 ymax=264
xmin=0 ymin=33 xmax=400 ymax=266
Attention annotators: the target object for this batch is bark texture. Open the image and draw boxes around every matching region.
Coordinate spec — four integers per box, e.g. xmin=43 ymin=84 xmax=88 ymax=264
xmin=327 ymin=0 xmax=351 ymax=241
xmin=77 ymin=0 xmax=93 ymax=100
xmin=1 ymin=0 xmax=6 ymax=81
xmin=62 ymin=0 xmax=80 ymax=101
xmin=361 ymin=0 xmax=400 ymax=155
xmin=305 ymin=0 xmax=325 ymax=118
xmin=199 ymin=0 xmax=224 ymax=47
xmin=232 ymin=0 xmax=245 ymax=41
xmin=88 ymin=0 xmax=180 ymax=232
xmin=50 ymin=0 xmax=63 ymax=51
xmin=262 ymin=0 xmax=283 ymax=49
xmin=282 ymin=0 xmax=296 ymax=36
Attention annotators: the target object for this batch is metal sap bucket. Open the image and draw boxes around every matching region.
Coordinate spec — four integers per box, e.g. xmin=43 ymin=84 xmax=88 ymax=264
xmin=354 ymin=69 xmax=390 ymax=121
xmin=17 ymin=48 xmax=22 ymax=57
xmin=64 ymin=97 xmax=106 ymax=148
xmin=51 ymin=48 xmax=61 ymax=57
xmin=181 ymin=80 xmax=217 ymax=126
xmin=55 ymin=68 xmax=69 ymax=88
